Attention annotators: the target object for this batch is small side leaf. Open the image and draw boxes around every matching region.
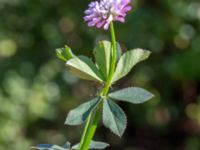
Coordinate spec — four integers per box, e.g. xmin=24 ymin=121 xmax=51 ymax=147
xmin=94 ymin=41 xmax=122 ymax=79
xmin=72 ymin=140 xmax=109 ymax=150
xmin=32 ymin=144 xmax=67 ymax=150
xmin=63 ymin=141 xmax=71 ymax=149
xmin=32 ymin=144 xmax=52 ymax=150
xmin=108 ymin=87 xmax=154 ymax=104
xmin=65 ymin=97 xmax=100 ymax=125
xmin=66 ymin=56 xmax=104 ymax=82
xmin=88 ymin=141 xmax=110 ymax=149
xmin=51 ymin=145 xmax=68 ymax=150
xmin=112 ymin=48 xmax=151 ymax=83
xmin=103 ymin=99 xmax=127 ymax=137
xmin=56 ymin=45 xmax=74 ymax=62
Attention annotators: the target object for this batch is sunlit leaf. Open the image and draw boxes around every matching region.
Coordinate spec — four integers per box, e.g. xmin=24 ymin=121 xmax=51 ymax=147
xmin=66 ymin=56 xmax=104 ymax=82
xmin=112 ymin=48 xmax=151 ymax=83
xmin=94 ymin=41 xmax=112 ymax=79
xmin=109 ymin=87 xmax=154 ymax=104
xmin=94 ymin=40 xmax=122 ymax=79
xmin=103 ymin=99 xmax=127 ymax=137
xmin=65 ymin=97 xmax=100 ymax=125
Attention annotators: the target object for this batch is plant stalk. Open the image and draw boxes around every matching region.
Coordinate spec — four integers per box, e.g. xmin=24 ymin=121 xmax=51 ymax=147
xmin=102 ymin=22 xmax=117 ymax=95
xmin=78 ymin=22 xmax=117 ymax=150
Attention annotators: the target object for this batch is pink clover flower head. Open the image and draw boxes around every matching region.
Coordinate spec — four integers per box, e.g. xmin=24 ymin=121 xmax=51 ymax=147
xmin=84 ymin=0 xmax=132 ymax=30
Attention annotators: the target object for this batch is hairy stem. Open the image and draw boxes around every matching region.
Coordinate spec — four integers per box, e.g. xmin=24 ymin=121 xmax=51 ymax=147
xmin=78 ymin=22 xmax=117 ymax=150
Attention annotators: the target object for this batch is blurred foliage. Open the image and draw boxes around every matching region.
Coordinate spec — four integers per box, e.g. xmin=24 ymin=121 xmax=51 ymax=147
xmin=0 ymin=0 xmax=200 ymax=150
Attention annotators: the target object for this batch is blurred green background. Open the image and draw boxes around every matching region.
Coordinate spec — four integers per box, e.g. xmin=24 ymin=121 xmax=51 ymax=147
xmin=0 ymin=0 xmax=200 ymax=150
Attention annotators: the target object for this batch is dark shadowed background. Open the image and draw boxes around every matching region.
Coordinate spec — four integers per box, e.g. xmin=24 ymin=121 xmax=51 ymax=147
xmin=0 ymin=0 xmax=200 ymax=150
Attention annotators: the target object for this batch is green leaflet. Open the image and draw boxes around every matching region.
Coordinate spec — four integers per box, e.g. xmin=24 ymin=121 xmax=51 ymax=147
xmin=109 ymin=87 xmax=154 ymax=104
xmin=94 ymin=40 xmax=122 ymax=79
xmin=112 ymin=48 xmax=151 ymax=83
xmin=103 ymin=99 xmax=127 ymax=137
xmin=94 ymin=41 xmax=112 ymax=79
xmin=66 ymin=56 xmax=104 ymax=82
xmin=116 ymin=42 xmax=122 ymax=60
xmin=72 ymin=140 xmax=110 ymax=150
xmin=63 ymin=142 xmax=71 ymax=149
xmin=65 ymin=97 xmax=100 ymax=125
xmin=56 ymin=45 xmax=74 ymax=62
xmin=32 ymin=144 xmax=68 ymax=150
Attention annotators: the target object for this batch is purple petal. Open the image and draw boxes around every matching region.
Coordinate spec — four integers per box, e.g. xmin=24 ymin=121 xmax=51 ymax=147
xmin=84 ymin=0 xmax=132 ymax=29
xmin=96 ymin=20 xmax=106 ymax=28
xmin=115 ymin=16 xmax=125 ymax=22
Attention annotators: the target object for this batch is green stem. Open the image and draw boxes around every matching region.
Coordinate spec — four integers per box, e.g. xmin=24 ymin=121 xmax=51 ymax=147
xmin=78 ymin=22 xmax=117 ymax=150
xmin=78 ymin=113 xmax=92 ymax=149
xmin=102 ymin=22 xmax=117 ymax=95
xmin=109 ymin=21 xmax=117 ymax=77
xmin=78 ymin=110 xmax=100 ymax=150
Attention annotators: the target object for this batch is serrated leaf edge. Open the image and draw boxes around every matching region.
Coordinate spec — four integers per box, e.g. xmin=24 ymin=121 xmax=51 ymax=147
xmin=102 ymin=99 xmax=127 ymax=137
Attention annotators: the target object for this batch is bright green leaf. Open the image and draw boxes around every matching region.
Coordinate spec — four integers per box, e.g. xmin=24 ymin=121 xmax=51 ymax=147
xmin=109 ymin=87 xmax=154 ymax=104
xmin=56 ymin=45 xmax=74 ymax=62
xmin=103 ymin=99 xmax=127 ymax=137
xmin=94 ymin=41 xmax=112 ymax=79
xmin=112 ymin=48 xmax=151 ymax=83
xmin=94 ymin=41 xmax=122 ymax=79
xmin=66 ymin=56 xmax=104 ymax=82
xmin=65 ymin=97 xmax=100 ymax=125
xmin=72 ymin=140 xmax=110 ymax=150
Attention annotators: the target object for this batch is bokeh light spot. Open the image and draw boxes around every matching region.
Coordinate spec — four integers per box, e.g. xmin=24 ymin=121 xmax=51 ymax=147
xmin=0 ymin=39 xmax=17 ymax=58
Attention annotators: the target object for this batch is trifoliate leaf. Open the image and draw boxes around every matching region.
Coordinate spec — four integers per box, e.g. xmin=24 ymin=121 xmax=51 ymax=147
xmin=56 ymin=45 xmax=74 ymax=62
xmin=109 ymin=87 xmax=154 ymax=104
xmin=72 ymin=140 xmax=110 ymax=150
xmin=66 ymin=56 xmax=104 ymax=82
xmin=103 ymin=99 xmax=127 ymax=137
xmin=65 ymin=97 xmax=100 ymax=125
xmin=94 ymin=40 xmax=122 ymax=79
xmin=112 ymin=48 xmax=151 ymax=83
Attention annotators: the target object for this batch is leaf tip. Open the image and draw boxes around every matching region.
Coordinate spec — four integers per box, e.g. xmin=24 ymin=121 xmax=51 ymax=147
xmin=149 ymin=92 xmax=155 ymax=100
